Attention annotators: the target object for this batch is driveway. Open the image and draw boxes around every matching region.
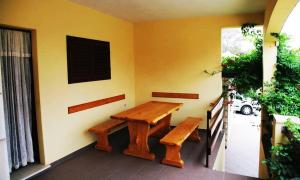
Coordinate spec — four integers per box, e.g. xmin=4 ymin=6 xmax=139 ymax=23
xmin=225 ymin=108 xmax=261 ymax=178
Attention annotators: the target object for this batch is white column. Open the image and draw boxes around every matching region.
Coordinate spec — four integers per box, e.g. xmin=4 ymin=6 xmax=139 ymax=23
xmin=258 ymin=40 xmax=278 ymax=179
xmin=263 ymin=41 xmax=277 ymax=84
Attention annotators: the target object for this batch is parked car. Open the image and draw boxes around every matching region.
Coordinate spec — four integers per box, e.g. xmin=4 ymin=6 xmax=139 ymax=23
xmin=229 ymin=91 xmax=261 ymax=115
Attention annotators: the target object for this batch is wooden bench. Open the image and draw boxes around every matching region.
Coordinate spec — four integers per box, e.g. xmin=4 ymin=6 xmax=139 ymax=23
xmin=160 ymin=117 xmax=202 ymax=168
xmin=89 ymin=119 xmax=126 ymax=152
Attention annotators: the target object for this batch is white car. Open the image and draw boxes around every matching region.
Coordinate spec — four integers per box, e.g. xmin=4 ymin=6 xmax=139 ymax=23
xmin=230 ymin=92 xmax=261 ymax=115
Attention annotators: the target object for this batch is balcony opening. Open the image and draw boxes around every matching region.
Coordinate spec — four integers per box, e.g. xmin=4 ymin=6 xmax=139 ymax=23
xmin=221 ymin=26 xmax=263 ymax=178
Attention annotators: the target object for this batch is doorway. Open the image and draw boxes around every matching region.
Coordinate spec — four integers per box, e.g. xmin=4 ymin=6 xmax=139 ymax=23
xmin=0 ymin=27 xmax=40 ymax=174
xmin=221 ymin=27 xmax=262 ymax=178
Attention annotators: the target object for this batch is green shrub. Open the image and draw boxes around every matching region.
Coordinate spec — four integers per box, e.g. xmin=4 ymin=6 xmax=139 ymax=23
xmin=263 ymin=120 xmax=300 ymax=179
xmin=285 ymin=120 xmax=300 ymax=142
xmin=259 ymin=85 xmax=300 ymax=117
xmin=264 ymin=144 xmax=297 ymax=179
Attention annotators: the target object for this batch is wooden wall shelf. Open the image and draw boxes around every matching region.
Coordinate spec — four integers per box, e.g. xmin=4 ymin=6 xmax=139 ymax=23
xmin=68 ymin=94 xmax=125 ymax=114
xmin=152 ymin=92 xmax=199 ymax=99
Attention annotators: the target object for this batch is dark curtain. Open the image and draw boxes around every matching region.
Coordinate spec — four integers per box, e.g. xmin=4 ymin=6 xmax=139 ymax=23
xmin=0 ymin=29 xmax=34 ymax=172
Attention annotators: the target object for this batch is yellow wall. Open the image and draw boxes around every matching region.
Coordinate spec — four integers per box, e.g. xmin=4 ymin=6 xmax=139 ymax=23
xmin=264 ymin=0 xmax=299 ymax=41
xmin=0 ymin=0 xmax=135 ymax=164
xmin=264 ymin=0 xmax=277 ymax=41
xmin=134 ymin=13 xmax=264 ymax=128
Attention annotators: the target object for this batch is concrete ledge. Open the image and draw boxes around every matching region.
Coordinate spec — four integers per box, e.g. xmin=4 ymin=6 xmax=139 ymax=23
xmin=273 ymin=114 xmax=300 ymax=124
xmin=272 ymin=114 xmax=300 ymax=146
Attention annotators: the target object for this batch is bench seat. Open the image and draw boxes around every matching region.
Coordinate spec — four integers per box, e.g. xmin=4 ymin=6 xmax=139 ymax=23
xmin=160 ymin=117 xmax=202 ymax=168
xmin=89 ymin=119 xmax=126 ymax=152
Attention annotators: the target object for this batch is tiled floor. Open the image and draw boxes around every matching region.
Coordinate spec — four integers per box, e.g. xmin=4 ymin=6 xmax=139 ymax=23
xmin=225 ymin=108 xmax=261 ymax=178
xmin=30 ymin=128 xmax=256 ymax=180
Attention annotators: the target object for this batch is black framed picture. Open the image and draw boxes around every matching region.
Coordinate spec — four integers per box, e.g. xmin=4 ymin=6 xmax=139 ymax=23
xmin=66 ymin=35 xmax=111 ymax=84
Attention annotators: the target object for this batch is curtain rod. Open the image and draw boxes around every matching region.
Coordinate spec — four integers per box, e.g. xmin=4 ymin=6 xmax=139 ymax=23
xmin=0 ymin=26 xmax=32 ymax=33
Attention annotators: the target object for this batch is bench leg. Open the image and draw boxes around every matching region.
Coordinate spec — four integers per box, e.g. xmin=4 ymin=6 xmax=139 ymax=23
xmin=188 ymin=129 xmax=201 ymax=142
xmin=95 ymin=132 xmax=112 ymax=152
xmin=162 ymin=145 xmax=184 ymax=168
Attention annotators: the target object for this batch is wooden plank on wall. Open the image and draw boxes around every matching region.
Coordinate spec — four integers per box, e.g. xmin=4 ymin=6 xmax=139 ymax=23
xmin=152 ymin=92 xmax=199 ymax=99
xmin=68 ymin=94 xmax=125 ymax=114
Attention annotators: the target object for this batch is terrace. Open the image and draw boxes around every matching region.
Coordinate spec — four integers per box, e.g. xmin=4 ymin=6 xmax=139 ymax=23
xmin=0 ymin=0 xmax=299 ymax=179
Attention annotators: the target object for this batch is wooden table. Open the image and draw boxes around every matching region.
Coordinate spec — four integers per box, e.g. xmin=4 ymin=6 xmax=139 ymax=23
xmin=111 ymin=101 xmax=183 ymax=160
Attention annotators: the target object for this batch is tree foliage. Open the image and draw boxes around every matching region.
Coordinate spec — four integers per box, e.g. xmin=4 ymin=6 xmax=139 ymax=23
xmin=222 ymin=24 xmax=263 ymax=94
xmin=222 ymin=24 xmax=300 ymax=117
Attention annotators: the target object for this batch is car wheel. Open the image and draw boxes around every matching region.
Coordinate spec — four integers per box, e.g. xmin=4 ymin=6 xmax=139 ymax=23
xmin=241 ymin=105 xmax=253 ymax=115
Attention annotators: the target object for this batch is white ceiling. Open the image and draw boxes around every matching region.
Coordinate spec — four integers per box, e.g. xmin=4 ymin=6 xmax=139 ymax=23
xmin=70 ymin=0 xmax=267 ymax=22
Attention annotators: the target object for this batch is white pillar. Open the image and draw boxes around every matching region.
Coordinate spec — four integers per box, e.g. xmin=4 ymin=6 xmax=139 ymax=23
xmin=258 ymin=40 xmax=278 ymax=179
xmin=263 ymin=41 xmax=277 ymax=84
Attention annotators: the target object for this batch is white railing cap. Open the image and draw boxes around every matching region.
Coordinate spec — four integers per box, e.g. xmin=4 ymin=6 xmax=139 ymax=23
xmin=273 ymin=114 xmax=300 ymax=124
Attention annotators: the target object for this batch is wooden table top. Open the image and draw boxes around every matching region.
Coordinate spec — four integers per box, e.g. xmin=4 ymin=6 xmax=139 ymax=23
xmin=111 ymin=101 xmax=183 ymax=125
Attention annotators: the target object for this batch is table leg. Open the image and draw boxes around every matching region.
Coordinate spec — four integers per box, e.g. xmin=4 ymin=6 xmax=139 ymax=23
xmin=123 ymin=121 xmax=155 ymax=160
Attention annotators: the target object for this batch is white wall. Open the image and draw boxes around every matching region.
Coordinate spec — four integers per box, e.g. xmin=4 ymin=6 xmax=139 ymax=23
xmin=0 ymin=67 xmax=10 ymax=180
xmin=213 ymin=135 xmax=226 ymax=172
